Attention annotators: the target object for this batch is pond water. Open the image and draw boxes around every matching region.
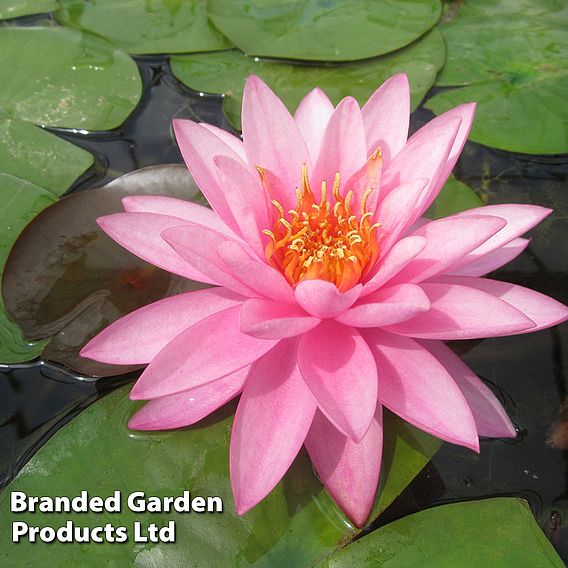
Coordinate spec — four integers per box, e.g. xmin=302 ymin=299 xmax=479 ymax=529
xmin=1 ymin=17 xmax=567 ymax=564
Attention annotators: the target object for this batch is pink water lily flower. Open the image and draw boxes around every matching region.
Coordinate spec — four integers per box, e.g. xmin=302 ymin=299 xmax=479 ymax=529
xmin=81 ymin=74 xmax=568 ymax=527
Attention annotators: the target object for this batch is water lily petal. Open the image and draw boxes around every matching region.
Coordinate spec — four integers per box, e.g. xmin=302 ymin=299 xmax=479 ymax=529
xmin=217 ymin=240 xmax=296 ymax=303
xmin=388 ymin=215 xmax=507 ymax=285
xmin=130 ymin=306 xmax=278 ymax=400
xmin=344 ymin=149 xmax=384 ymax=213
xmin=295 ymin=280 xmax=362 ymax=318
xmin=231 ymin=339 xmax=317 ymax=515
xmin=362 ymin=73 xmax=410 ymax=162
xmin=385 ymin=282 xmax=535 ymax=339
xmin=162 ymin=224 xmax=257 ymax=297
xmin=365 ymin=330 xmax=479 ymax=451
xmin=311 ymin=96 xmax=367 ymax=202
xmin=431 ymin=276 xmax=568 ymax=334
xmin=420 ymin=340 xmax=516 ymax=438
xmin=298 ymin=320 xmax=378 ymax=442
xmin=200 ymin=123 xmax=246 ymax=161
xmin=97 ymin=212 xmax=217 ymax=284
xmin=305 ymin=408 xmax=383 ymax=528
xmin=242 ymin=75 xmax=311 ymax=201
xmin=449 ymin=238 xmax=530 ymax=277
xmin=362 ymin=236 xmax=426 ymax=295
xmin=240 ymin=298 xmax=320 ymax=339
xmin=128 ymin=366 xmax=250 ymax=431
xmin=336 ymin=283 xmax=430 ymax=327
xmin=173 ymin=119 xmax=243 ymax=232
xmin=294 ymin=87 xmax=334 ymax=162
xmin=213 ymin=155 xmax=269 ymax=256
xmin=81 ymin=288 xmax=245 ymax=364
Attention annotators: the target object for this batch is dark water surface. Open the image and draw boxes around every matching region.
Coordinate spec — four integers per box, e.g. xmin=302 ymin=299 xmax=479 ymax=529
xmin=1 ymin=16 xmax=567 ymax=563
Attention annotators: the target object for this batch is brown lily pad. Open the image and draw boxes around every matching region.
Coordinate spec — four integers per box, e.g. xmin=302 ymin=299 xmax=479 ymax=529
xmin=2 ymin=165 xmax=206 ymax=377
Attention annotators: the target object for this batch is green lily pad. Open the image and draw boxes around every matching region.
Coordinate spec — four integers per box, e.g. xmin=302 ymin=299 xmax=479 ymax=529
xmin=426 ymin=0 xmax=568 ymax=154
xmin=0 ymin=27 xmax=142 ymax=130
xmin=206 ymin=0 xmax=441 ymax=62
xmin=426 ymin=174 xmax=484 ymax=220
xmin=0 ymin=385 xmax=439 ymax=566
xmin=171 ymin=29 xmax=445 ymax=129
xmin=56 ymin=0 xmax=231 ymax=55
xmin=317 ymin=498 xmax=564 ymax=567
xmin=0 ymin=0 xmax=56 ymax=20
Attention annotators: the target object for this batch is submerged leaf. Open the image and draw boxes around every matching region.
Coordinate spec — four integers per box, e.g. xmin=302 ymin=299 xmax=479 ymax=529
xmin=56 ymin=0 xmax=231 ymax=55
xmin=427 ymin=0 xmax=568 ymax=154
xmin=171 ymin=30 xmax=445 ymax=129
xmin=0 ymin=386 xmax=439 ymax=565
xmin=2 ymin=165 xmax=204 ymax=376
xmin=206 ymin=0 xmax=442 ymax=62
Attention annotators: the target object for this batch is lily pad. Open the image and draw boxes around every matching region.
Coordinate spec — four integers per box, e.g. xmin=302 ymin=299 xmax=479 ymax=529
xmin=0 ymin=27 xmax=142 ymax=130
xmin=426 ymin=174 xmax=484 ymax=220
xmin=206 ymin=0 xmax=442 ymax=62
xmin=317 ymin=498 xmax=564 ymax=567
xmin=426 ymin=0 xmax=568 ymax=154
xmin=0 ymin=0 xmax=56 ymax=20
xmin=2 ymin=165 xmax=204 ymax=376
xmin=0 ymin=385 xmax=439 ymax=566
xmin=56 ymin=0 xmax=232 ymax=55
xmin=171 ymin=29 xmax=445 ymax=129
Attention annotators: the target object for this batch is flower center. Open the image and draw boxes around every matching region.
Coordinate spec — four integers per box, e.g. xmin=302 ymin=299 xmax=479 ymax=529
xmin=262 ymin=165 xmax=381 ymax=292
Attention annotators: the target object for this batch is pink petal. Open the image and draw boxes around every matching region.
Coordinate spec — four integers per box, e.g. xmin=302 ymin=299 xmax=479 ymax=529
xmin=364 ymin=330 xmax=479 ymax=451
xmin=295 ymin=280 xmax=362 ymax=318
xmin=298 ymin=320 xmax=378 ymax=442
xmin=420 ymin=340 xmax=516 ymax=438
xmin=294 ymin=87 xmax=334 ymax=162
xmin=97 ymin=212 xmax=217 ymax=284
xmin=431 ymin=275 xmax=568 ymax=334
xmin=344 ymin=149 xmax=384 ymax=213
xmin=217 ymin=240 xmax=295 ymax=303
xmin=199 ymin=123 xmax=246 ymax=161
xmin=311 ymin=97 xmax=367 ymax=203
xmin=81 ymin=288 xmax=245 ymax=364
xmin=242 ymin=76 xmax=311 ymax=202
xmin=240 ymin=298 xmax=320 ymax=339
xmin=362 ymin=236 xmax=426 ymax=296
xmin=449 ymin=238 xmax=530 ymax=277
xmin=447 ymin=204 xmax=551 ymax=270
xmin=362 ymin=73 xmax=410 ymax=162
xmin=231 ymin=339 xmax=317 ymax=515
xmin=213 ymin=155 xmax=269 ymax=256
xmin=128 ymin=366 xmax=250 ymax=430
xmin=336 ymin=283 xmax=430 ymax=327
xmin=130 ymin=305 xmax=278 ymax=400
xmin=305 ymin=408 xmax=383 ymax=528
xmin=161 ymin=224 xmax=256 ymax=297
xmin=121 ymin=195 xmax=235 ymax=238
xmin=385 ymin=281 xmax=535 ymax=339
xmin=256 ymin=166 xmax=297 ymax=218
xmin=388 ymin=215 xmax=507 ymax=285
xmin=173 ymin=119 xmax=244 ymax=232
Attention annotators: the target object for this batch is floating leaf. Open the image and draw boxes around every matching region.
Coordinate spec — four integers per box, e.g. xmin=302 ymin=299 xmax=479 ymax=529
xmin=206 ymin=0 xmax=442 ymax=62
xmin=317 ymin=498 xmax=564 ymax=567
xmin=0 ymin=117 xmax=93 ymax=197
xmin=171 ymin=29 xmax=445 ymax=128
xmin=2 ymin=166 xmax=205 ymax=375
xmin=0 ymin=27 xmax=142 ymax=130
xmin=56 ymin=0 xmax=231 ymax=55
xmin=0 ymin=385 xmax=439 ymax=565
xmin=426 ymin=0 xmax=568 ymax=154
xmin=426 ymin=174 xmax=484 ymax=220
xmin=0 ymin=0 xmax=56 ymax=20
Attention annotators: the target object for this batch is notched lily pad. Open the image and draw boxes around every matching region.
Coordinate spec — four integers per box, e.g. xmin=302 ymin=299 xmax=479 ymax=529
xmin=427 ymin=0 xmax=568 ymax=154
xmin=171 ymin=29 xmax=446 ymax=129
xmin=56 ymin=0 xmax=232 ymax=55
xmin=206 ymin=0 xmax=442 ymax=62
xmin=0 ymin=385 xmax=439 ymax=566
xmin=0 ymin=27 xmax=142 ymax=131
xmin=0 ymin=0 xmax=56 ymax=20
xmin=2 ymin=165 xmax=205 ymax=376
